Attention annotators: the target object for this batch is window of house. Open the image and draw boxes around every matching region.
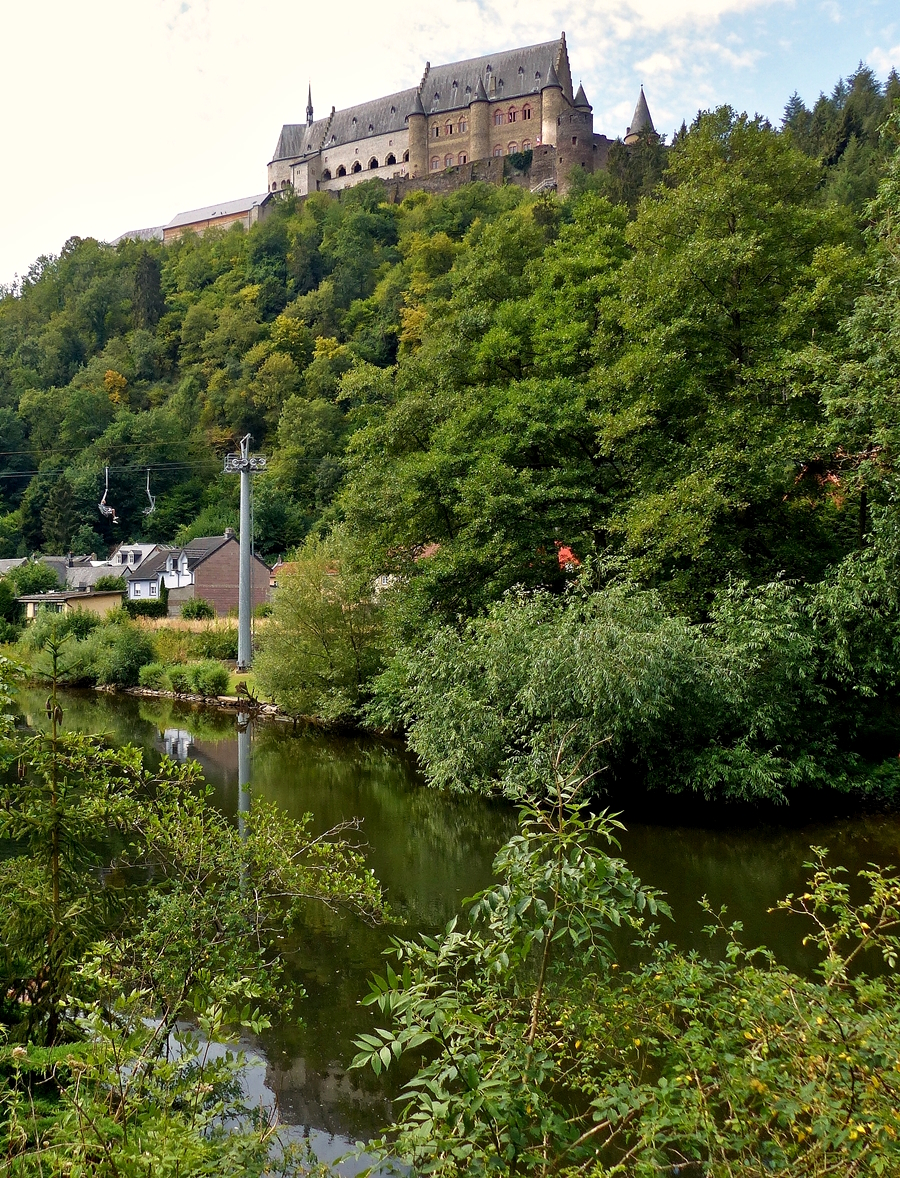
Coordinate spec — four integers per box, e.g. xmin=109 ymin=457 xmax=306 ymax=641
xmin=522 ymin=105 xmax=531 ymax=120
xmin=369 ymin=157 xmax=379 ymax=168
xmin=444 ymin=154 xmax=453 ymax=167
xmin=522 ymin=140 xmax=531 ymax=151
xmin=459 ymin=119 xmax=467 ymax=133
xmin=403 ymin=149 xmax=409 ymax=161
xmin=351 ymin=161 xmax=362 ymax=173
xmin=385 ymin=153 xmax=396 ymax=165
xmin=458 ymin=152 xmax=467 ymax=164
xmin=493 ymin=146 xmax=502 ymax=157
xmin=508 ymin=109 xmax=517 ymax=122
xmin=431 ymin=156 xmax=440 ymax=170
xmin=322 ymin=168 xmax=332 ymax=180
xmin=337 ymin=165 xmax=346 ymax=176
xmin=433 ymin=125 xmax=440 ymax=137
xmin=149 ymin=583 xmax=158 ymax=596
xmin=445 ymin=123 xmax=452 ymax=136
xmin=271 ymin=182 xmax=277 ymax=191
xmin=493 ymin=111 xmax=503 ymax=125
xmin=508 ymin=142 xmax=518 ymax=154
xmin=368 ymin=123 xmax=374 ymax=132
xmin=134 ymin=585 xmax=142 ymax=597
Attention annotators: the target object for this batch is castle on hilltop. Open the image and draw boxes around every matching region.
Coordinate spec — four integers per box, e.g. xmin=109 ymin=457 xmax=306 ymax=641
xmin=115 ymin=36 xmax=656 ymax=245
xmin=267 ymin=33 xmax=655 ymax=199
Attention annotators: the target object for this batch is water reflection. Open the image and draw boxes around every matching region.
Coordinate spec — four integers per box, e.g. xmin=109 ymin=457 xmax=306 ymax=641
xmin=14 ymin=687 xmax=900 ymax=1152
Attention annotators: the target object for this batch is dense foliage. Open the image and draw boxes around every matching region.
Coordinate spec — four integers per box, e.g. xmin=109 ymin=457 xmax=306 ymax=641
xmin=354 ymin=759 xmax=900 ymax=1176
xmin=0 ymin=652 xmax=383 ymax=1173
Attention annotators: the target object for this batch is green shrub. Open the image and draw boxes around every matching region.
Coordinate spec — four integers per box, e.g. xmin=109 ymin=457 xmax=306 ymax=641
xmin=0 ymin=618 xmax=20 ymax=644
xmin=92 ymin=574 xmax=127 ymax=591
xmin=6 ymin=561 xmax=60 ymax=595
xmin=168 ymin=665 xmax=192 ymax=694
xmin=93 ymin=623 xmax=156 ymax=688
xmin=138 ymin=662 xmax=169 ymax=690
xmin=181 ymin=597 xmax=216 ymax=621
xmin=124 ymin=598 xmax=169 ymax=619
xmin=188 ymin=660 xmax=230 ymax=697
xmin=188 ymin=626 xmax=238 ymax=660
xmin=253 ymin=602 xmax=273 ymax=618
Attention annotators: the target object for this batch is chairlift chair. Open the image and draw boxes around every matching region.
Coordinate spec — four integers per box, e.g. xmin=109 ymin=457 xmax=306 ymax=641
xmin=98 ymin=467 xmax=119 ymax=525
xmin=142 ymin=468 xmax=156 ymax=516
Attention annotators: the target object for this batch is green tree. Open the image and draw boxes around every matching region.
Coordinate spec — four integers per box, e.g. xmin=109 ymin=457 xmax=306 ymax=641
xmin=255 ymin=529 xmax=383 ymax=720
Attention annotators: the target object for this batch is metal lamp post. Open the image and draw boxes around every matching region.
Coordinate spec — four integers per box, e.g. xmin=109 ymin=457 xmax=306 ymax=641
xmin=224 ymin=434 xmax=267 ymax=671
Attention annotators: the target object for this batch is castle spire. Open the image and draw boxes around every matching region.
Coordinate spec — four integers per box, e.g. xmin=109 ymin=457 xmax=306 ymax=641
xmin=574 ymin=81 xmax=591 ymax=110
xmin=624 ymin=86 xmax=654 ymax=143
xmin=306 ymin=84 xmax=314 ymax=126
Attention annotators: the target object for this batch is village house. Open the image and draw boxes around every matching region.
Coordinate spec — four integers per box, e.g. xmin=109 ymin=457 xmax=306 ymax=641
xmin=18 ymin=588 xmax=124 ymax=620
xmin=127 ymin=531 xmax=270 ymax=617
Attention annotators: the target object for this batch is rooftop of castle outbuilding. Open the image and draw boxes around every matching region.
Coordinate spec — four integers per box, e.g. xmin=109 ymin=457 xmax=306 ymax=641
xmin=165 ymin=194 xmax=270 ymax=230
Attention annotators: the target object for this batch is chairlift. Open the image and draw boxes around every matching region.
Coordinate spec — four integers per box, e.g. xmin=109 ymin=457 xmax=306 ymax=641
xmin=142 ymin=468 xmax=156 ymax=516
xmin=98 ymin=466 xmax=119 ymax=525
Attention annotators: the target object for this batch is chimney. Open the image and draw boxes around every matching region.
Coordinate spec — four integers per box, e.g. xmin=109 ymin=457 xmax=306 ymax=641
xmin=224 ymin=527 xmax=236 ymax=539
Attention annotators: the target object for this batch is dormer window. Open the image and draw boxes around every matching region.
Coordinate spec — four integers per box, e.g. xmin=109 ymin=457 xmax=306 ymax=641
xmin=390 ymin=105 xmax=396 ymax=114
xmin=368 ymin=123 xmax=374 ymax=132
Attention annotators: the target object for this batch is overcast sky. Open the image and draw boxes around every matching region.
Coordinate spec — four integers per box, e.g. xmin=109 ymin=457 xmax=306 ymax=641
xmin=1 ymin=0 xmax=898 ymax=289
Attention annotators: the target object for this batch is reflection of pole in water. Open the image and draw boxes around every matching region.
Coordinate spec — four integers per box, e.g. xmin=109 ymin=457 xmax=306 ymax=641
xmin=237 ymin=711 xmax=251 ymax=839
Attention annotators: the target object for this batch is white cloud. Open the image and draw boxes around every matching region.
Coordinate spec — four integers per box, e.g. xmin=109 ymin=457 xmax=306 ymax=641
xmin=634 ymin=51 xmax=682 ymax=77
xmin=869 ymin=42 xmax=900 ymax=75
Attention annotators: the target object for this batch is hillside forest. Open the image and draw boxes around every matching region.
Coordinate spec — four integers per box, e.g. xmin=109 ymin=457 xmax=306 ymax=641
xmin=3 ymin=66 xmax=900 ymax=805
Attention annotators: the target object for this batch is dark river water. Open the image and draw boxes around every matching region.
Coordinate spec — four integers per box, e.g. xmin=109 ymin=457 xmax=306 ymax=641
xmin=14 ymin=688 xmax=900 ymax=1170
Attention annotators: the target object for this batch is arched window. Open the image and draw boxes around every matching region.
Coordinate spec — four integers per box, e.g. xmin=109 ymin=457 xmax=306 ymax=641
xmin=432 ymin=125 xmax=440 ymax=138
xmin=522 ymin=140 xmax=531 ymax=152
xmin=369 ymin=157 xmax=379 ymax=169
xmin=431 ymin=156 xmax=440 ymax=170
xmin=493 ymin=110 xmax=503 ymax=126
xmin=458 ymin=152 xmax=467 ymax=164
xmin=459 ymin=118 xmax=467 ymax=133
xmin=336 ymin=165 xmax=346 ymax=177
xmin=403 ymin=149 xmax=409 ymax=162
xmin=385 ymin=153 xmax=396 ymax=165
xmin=321 ymin=168 xmax=332 ymax=180
xmin=493 ymin=146 xmax=502 ymax=157
xmin=445 ymin=122 xmax=453 ymax=136
xmin=444 ymin=154 xmax=453 ymax=167
xmin=351 ymin=161 xmax=362 ymax=173
xmin=271 ymin=182 xmax=277 ymax=191
xmin=508 ymin=109 xmax=517 ymax=123
xmin=281 ymin=179 xmax=288 ymax=188
xmin=507 ymin=143 xmax=518 ymax=154
xmin=522 ymin=105 xmax=531 ymax=120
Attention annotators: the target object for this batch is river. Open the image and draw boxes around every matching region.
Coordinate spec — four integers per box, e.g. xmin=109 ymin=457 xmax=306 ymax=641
xmin=14 ymin=688 xmax=900 ymax=1169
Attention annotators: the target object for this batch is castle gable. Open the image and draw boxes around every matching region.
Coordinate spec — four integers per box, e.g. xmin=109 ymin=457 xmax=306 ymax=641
xmin=272 ymin=118 xmax=330 ymax=163
xmin=422 ymin=38 xmax=570 ymax=114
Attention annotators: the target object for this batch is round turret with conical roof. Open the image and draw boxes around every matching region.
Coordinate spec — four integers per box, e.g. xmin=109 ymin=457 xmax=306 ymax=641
xmin=407 ymin=90 xmax=427 ymax=177
xmin=541 ymin=60 xmax=565 ymax=148
xmin=624 ymin=86 xmax=655 ymax=144
xmin=469 ymin=75 xmax=490 ymax=162
xmin=573 ymin=82 xmax=591 ymax=111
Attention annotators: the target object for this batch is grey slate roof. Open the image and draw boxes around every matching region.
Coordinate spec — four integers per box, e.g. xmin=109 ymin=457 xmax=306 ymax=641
xmin=273 ymin=88 xmax=418 ymax=161
xmin=422 ymin=38 xmax=569 ymax=114
xmin=272 ymin=36 xmax=571 ymax=162
xmin=627 ymin=88 xmax=655 ymax=137
xmin=574 ymin=82 xmax=591 ymax=109
xmin=166 ymin=194 xmax=270 ymax=231
xmin=66 ymin=565 xmax=128 ymax=590
xmin=0 ymin=559 xmax=25 ymax=576
xmin=110 ymin=225 xmax=165 ymax=246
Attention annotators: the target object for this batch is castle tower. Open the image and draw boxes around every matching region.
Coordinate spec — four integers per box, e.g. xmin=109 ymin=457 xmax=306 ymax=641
xmin=540 ymin=61 xmax=565 ymax=148
xmin=306 ymin=84 xmax=314 ymax=126
xmin=407 ymin=91 xmax=427 ymax=177
xmin=624 ymin=87 xmax=655 ymax=144
xmin=469 ymin=75 xmax=490 ymax=162
xmin=573 ymin=82 xmax=591 ymax=112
